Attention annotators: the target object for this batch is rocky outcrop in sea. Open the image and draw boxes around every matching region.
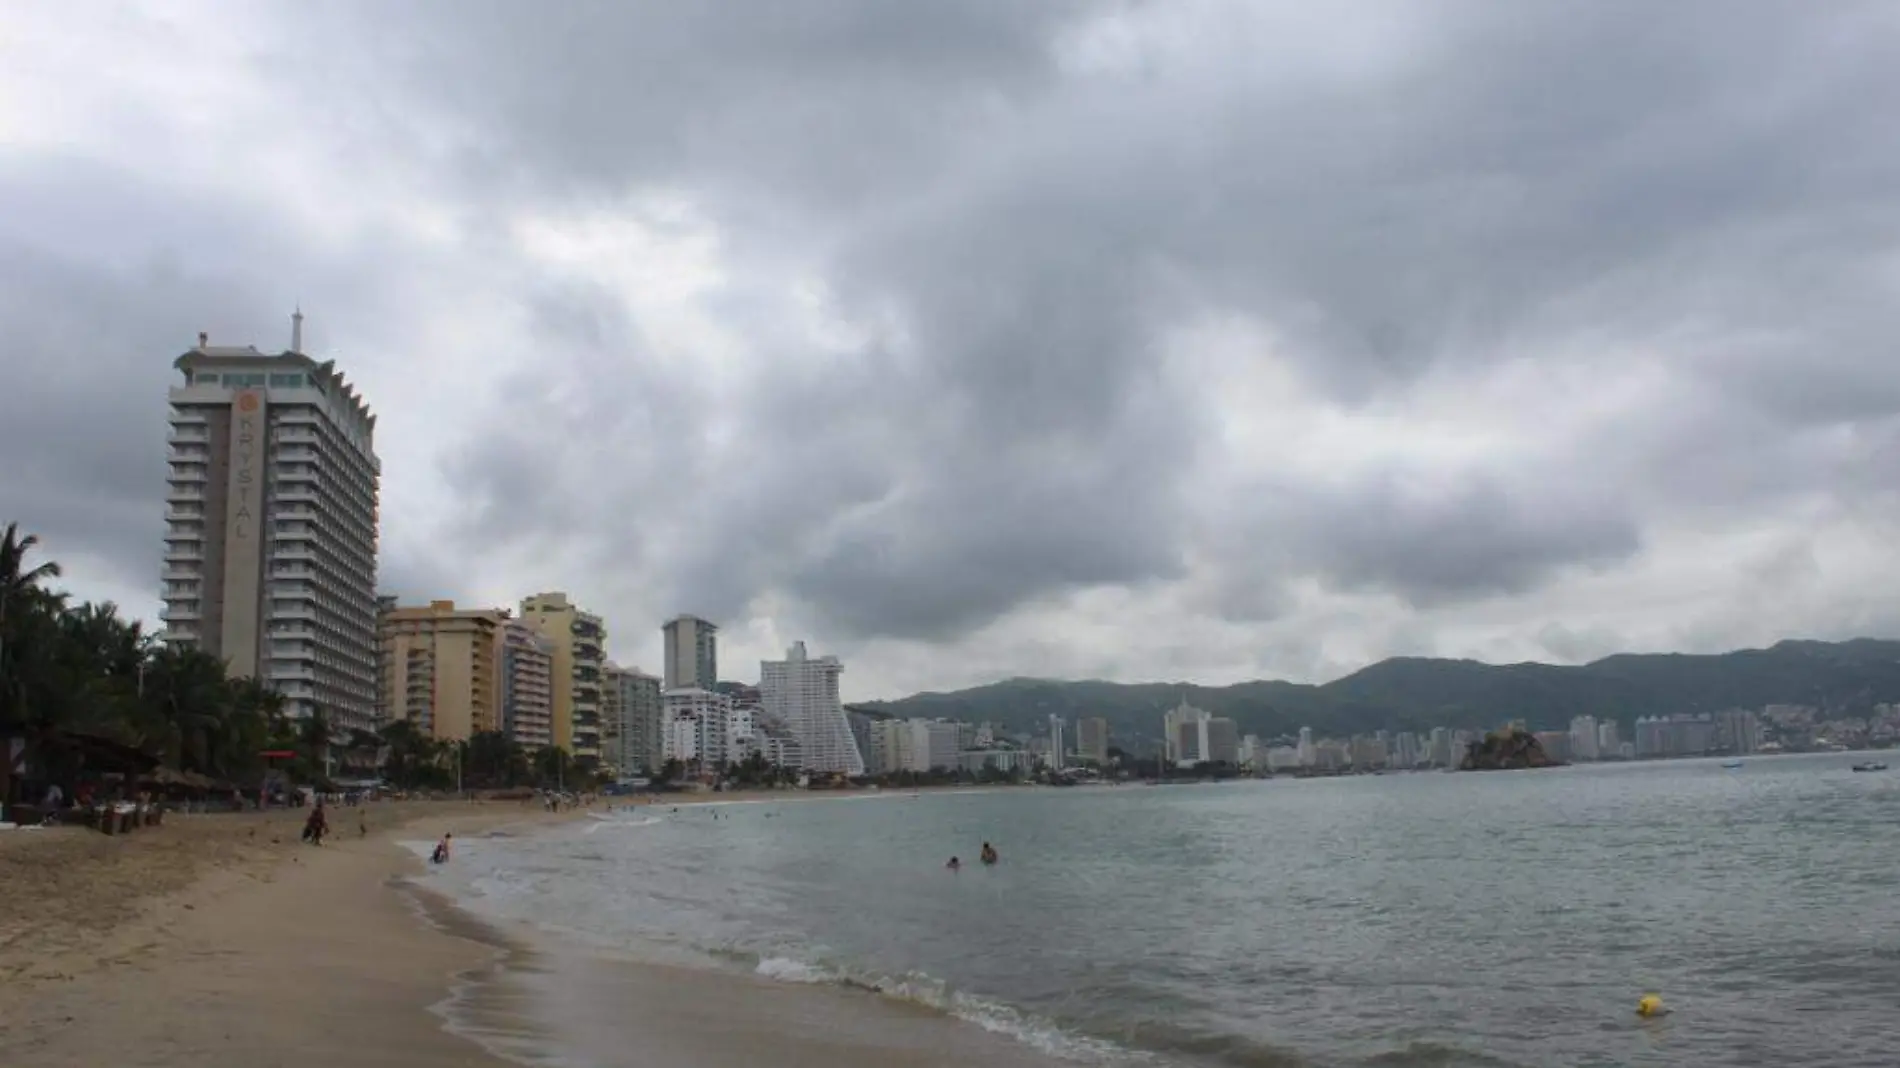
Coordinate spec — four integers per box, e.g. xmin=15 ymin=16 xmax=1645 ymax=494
xmin=1459 ymin=729 xmax=1563 ymax=771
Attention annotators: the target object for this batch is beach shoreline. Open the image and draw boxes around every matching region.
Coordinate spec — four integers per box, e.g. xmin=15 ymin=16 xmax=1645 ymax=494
xmin=428 ymin=799 xmax=1088 ymax=1068
xmin=0 ymin=788 xmax=1076 ymax=1068
xmin=0 ymin=800 xmax=582 ymax=1067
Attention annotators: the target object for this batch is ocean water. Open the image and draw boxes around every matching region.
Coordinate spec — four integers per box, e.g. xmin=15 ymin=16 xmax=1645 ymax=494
xmin=420 ymin=753 xmax=1900 ymax=1068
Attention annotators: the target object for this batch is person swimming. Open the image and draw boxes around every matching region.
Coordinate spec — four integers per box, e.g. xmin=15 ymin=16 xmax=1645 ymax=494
xmin=430 ymin=832 xmax=453 ymax=864
xmin=946 ymin=856 xmax=961 ymax=871
xmin=980 ymin=842 xmax=998 ymax=865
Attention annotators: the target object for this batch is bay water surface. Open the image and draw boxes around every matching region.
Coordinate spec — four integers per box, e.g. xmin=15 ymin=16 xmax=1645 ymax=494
xmin=421 ymin=753 xmax=1900 ymax=1068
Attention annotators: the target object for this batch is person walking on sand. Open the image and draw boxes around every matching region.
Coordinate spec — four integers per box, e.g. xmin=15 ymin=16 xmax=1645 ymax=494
xmin=303 ymin=803 xmax=329 ymax=846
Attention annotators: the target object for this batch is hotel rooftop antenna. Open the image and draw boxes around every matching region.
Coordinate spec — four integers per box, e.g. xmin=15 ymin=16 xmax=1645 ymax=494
xmin=291 ymin=305 xmax=304 ymax=355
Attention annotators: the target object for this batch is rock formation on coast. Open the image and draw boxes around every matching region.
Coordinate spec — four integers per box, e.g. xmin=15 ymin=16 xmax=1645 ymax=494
xmin=1458 ymin=729 xmax=1563 ymax=771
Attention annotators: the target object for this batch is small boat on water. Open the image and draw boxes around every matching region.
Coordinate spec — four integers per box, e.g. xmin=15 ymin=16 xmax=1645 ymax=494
xmin=1851 ymin=761 xmax=1889 ymax=773
xmin=1721 ymin=760 xmax=1744 ymax=770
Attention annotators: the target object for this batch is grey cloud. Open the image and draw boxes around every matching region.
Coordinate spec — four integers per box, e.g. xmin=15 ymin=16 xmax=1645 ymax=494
xmin=374 ymin=0 xmax=1900 ymax=646
xmin=12 ymin=1 xmax=1900 ymax=689
xmin=325 ymin=0 xmax=1107 ymax=206
xmin=1231 ymin=472 xmax=1642 ymax=612
xmin=1535 ymin=622 xmax=1630 ymax=665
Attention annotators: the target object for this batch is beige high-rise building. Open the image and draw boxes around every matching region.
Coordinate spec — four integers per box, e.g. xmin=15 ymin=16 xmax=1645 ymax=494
xmin=378 ymin=601 xmax=505 ymax=741
xmin=1077 ymin=717 xmax=1110 ymax=764
xmin=498 ymin=619 xmax=555 ymax=749
xmin=518 ymin=592 xmax=606 ymax=761
xmin=160 ymin=323 xmax=381 ymax=734
xmin=662 ymin=614 xmax=718 ymax=690
xmin=599 ymin=661 xmax=628 ymax=773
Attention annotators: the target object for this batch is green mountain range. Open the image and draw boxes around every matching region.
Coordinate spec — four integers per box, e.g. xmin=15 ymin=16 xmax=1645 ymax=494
xmin=856 ymin=638 xmax=1900 ymax=743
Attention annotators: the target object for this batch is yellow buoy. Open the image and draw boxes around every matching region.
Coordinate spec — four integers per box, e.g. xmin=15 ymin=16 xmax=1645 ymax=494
xmin=1636 ymin=994 xmax=1666 ymax=1017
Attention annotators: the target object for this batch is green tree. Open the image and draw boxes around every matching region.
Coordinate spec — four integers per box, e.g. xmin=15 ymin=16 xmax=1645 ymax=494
xmin=0 ymin=524 xmax=368 ymax=800
xmin=465 ymin=730 xmax=531 ymax=788
xmin=650 ymin=757 xmax=684 ymax=789
xmin=532 ymin=744 xmax=576 ymax=790
xmin=379 ymin=718 xmax=452 ymax=789
xmin=0 ymin=524 xmax=65 ymax=761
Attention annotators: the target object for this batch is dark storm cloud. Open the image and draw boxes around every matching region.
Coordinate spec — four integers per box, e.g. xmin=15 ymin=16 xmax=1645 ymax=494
xmin=1284 ymin=476 xmax=1642 ymax=607
xmin=0 ymin=156 xmax=288 ymax=591
xmin=352 ymin=0 xmax=1900 ymax=644
xmin=13 ymin=0 xmax=1900 ymax=677
xmin=322 ymin=0 xmax=1107 ymax=205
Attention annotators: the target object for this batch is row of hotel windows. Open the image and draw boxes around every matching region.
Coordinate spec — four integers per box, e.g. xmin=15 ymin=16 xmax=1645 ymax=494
xmin=191 ymin=371 xmax=313 ymax=388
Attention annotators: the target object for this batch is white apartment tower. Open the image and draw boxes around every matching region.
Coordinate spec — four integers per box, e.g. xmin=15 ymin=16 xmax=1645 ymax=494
xmin=662 ymin=614 xmax=719 ymax=690
xmin=160 ymin=321 xmax=380 ymax=734
xmin=760 ymin=641 xmax=865 ymax=776
xmin=1164 ymin=698 xmax=1212 ymax=767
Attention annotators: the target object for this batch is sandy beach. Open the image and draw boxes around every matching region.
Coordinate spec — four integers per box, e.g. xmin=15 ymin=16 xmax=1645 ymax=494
xmin=0 ymin=801 xmax=573 ymax=1067
xmin=0 ymin=787 xmax=1045 ymax=1068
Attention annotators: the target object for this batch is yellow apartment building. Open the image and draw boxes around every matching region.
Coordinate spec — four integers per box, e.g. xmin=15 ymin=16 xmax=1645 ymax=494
xmin=517 ymin=592 xmax=606 ymax=761
xmin=378 ymin=600 xmax=506 ymax=741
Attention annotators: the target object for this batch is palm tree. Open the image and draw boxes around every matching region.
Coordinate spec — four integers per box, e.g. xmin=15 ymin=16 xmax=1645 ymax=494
xmin=0 ymin=524 xmax=63 ymax=720
xmin=0 ymin=525 xmax=63 ymax=803
xmin=0 ymin=523 xmax=60 ymax=638
xmin=144 ymin=643 xmax=232 ymax=774
xmin=55 ymin=602 xmax=148 ymax=738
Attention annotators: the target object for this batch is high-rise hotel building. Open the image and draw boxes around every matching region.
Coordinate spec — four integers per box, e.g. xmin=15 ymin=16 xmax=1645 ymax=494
xmin=160 ymin=322 xmax=380 ymax=734
xmin=662 ymin=614 xmax=718 ymax=690
xmin=760 ymin=641 xmax=864 ymax=776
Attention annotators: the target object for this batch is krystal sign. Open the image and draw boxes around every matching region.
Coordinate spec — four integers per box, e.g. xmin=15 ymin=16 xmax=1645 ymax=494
xmin=219 ymin=389 xmax=265 ymax=677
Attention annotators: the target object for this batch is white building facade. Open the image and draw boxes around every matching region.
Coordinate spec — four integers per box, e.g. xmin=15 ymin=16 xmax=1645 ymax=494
xmin=160 ymin=327 xmax=381 ymax=734
xmin=760 ymin=641 xmax=865 ymax=776
xmin=1569 ymin=715 xmax=1601 ymax=761
xmin=662 ymin=687 xmax=742 ymax=767
xmin=1164 ymin=699 xmax=1212 ymax=767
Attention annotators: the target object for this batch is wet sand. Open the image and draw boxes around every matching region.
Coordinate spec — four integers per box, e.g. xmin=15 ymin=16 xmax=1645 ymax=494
xmin=492 ymin=948 xmax=1080 ymax=1068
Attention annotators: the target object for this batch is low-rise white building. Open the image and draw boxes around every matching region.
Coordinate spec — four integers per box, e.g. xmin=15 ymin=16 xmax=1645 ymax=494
xmin=1265 ymin=746 xmax=1302 ymax=772
xmin=958 ymin=749 xmax=1035 ymax=775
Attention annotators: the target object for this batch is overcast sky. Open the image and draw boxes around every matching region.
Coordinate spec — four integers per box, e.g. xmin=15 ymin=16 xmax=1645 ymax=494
xmin=5 ymin=1 xmax=1899 ymax=700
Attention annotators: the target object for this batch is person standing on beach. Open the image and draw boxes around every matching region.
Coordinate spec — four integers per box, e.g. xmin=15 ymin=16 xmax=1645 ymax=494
xmin=303 ymin=803 xmax=328 ymax=846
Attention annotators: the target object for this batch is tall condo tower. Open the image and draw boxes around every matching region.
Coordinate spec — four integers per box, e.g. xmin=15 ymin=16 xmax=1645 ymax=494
xmin=760 ymin=641 xmax=864 ymax=776
xmin=159 ymin=320 xmax=381 ymax=734
xmin=662 ymin=614 xmax=718 ymax=690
